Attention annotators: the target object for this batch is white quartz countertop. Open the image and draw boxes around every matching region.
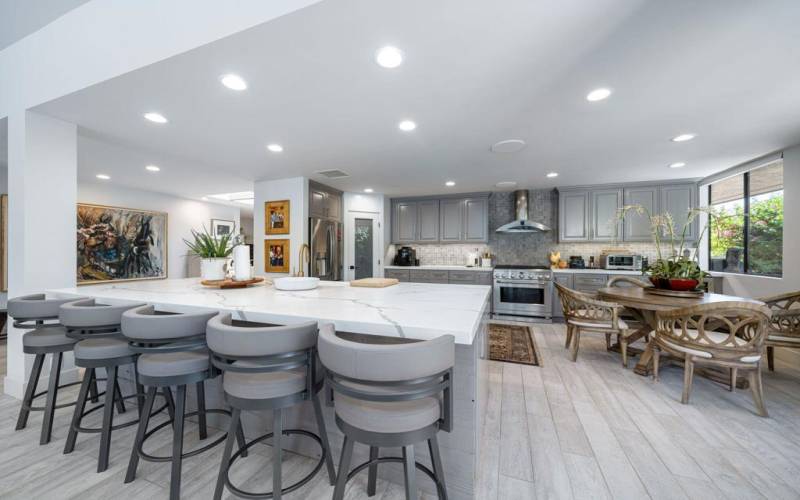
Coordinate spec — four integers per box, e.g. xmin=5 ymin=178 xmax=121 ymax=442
xmin=47 ymin=278 xmax=490 ymax=345
xmin=553 ymin=268 xmax=644 ymax=275
xmin=384 ymin=265 xmax=493 ymax=272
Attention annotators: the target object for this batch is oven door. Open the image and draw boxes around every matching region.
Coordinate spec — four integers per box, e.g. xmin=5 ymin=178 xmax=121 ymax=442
xmin=493 ymin=280 xmax=551 ymax=316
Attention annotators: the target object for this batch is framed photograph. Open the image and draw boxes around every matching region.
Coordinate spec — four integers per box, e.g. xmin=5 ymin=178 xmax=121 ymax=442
xmin=211 ymin=219 xmax=236 ymax=238
xmin=265 ymin=239 xmax=290 ymax=273
xmin=265 ymin=200 xmax=290 ymax=235
xmin=77 ymin=203 xmax=168 ymax=284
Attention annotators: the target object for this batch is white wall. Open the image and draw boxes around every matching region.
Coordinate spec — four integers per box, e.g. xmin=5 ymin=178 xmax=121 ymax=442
xmin=78 ymin=183 xmax=241 ymax=279
xmin=254 ymin=177 xmax=308 ymax=277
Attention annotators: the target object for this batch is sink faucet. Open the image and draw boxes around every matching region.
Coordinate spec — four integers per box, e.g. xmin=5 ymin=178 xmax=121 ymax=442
xmin=296 ymin=243 xmax=310 ymax=277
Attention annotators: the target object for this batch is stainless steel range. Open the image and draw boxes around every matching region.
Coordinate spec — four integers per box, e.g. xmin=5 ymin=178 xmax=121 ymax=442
xmin=492 ymin=265 xmax=553 ymax=320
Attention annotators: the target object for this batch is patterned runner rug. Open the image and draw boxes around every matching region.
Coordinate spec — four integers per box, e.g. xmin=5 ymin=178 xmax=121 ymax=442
xmin=488 ymin=323 xmax=539 ymax=365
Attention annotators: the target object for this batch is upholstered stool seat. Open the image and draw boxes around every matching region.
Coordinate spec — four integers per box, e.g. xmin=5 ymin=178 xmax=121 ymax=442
xmin=335 ymin=393 xmax=440 ymax=434
xmin=222 ymin=366 xmax=306 ymax=401
xmin=23 ymin=326 xmax=77 ymax=351
xmin=137 ymin=350 xmax=210 ymax=379
xmin=73 ymin=337 xmax=132 ymax=359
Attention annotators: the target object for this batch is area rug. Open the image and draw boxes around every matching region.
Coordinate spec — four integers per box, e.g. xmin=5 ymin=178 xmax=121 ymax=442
xmin=488 ymin=323 xmax=539 ymax=365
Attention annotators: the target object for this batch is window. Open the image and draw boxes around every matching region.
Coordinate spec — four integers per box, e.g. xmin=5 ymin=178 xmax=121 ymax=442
xmin=708 ymin=159 xmax=783 ymax=276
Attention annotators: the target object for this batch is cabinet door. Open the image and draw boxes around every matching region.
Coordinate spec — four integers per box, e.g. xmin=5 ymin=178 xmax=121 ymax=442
xmin=393 ymin=201 xmax=418 ymax=243
xmin=417 ymin=200 xmax=440 ymax=242
xmin=552 ymin=273 xmax=574 ymax=318
xmin=384 ymin=269 xmax=410 ymax=282
xmin=325 ymin=192 xmax=342 ymax=222
xmin=591 ymin=189 xmax=623 ymax=241
xmin=559 ymin=191 xmax=590 ymax=241
xmin=623 ymin=187 xmax=657 ymax=241
xmin=310 ymin=189 xmax=327 ymax=219
xmin=463 ymin=198 xmax=488 ymax=242
xmin=660 ymin=184 xmax=697 ymax=241
xmin=439 ymin=199 xmax=464 ymax=242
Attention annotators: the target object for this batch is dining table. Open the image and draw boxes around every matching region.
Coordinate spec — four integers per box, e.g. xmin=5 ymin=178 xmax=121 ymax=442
xmin=597 ymin=285 xmax=766 ymax=388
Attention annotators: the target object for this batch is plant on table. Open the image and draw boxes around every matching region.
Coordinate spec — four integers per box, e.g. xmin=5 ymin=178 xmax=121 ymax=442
xmin=184 ymin=227 xmax=233 ymax=280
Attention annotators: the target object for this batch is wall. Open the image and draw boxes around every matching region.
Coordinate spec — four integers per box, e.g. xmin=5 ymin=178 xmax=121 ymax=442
xmin=254 ymin=177 xmax=307 ymax=277
xmin=78 ymin=182 xmax=241 ymax=279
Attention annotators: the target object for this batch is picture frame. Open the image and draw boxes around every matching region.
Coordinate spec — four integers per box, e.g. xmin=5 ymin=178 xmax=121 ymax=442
xmin=265 ymin=200 xmax=290 ymax=235
xmin=211 ymin=218 xmax=236 ymax=239
xmin=265 ymin=239 xmax=290 ymax=273
xmin=77 ymin=203 xmax=168 ymax=284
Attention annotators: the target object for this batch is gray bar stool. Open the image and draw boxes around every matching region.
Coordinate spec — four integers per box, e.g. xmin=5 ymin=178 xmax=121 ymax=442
xmin=317 ymin=324 xmax=454 ymax=500
xmin=206 ymin=314 xmax=337 ymax=500
xmin=121 ymin=305 xmax=247 ymax=500
xmin=8 ymin=293 xmax=85 ymax=445
xmin=60 ymin=298 xmax=165 ymax=472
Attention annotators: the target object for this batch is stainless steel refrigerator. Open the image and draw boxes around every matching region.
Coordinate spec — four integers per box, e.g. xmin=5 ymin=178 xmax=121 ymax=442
xmin=309 ymin=218 xmax=343 ymax=281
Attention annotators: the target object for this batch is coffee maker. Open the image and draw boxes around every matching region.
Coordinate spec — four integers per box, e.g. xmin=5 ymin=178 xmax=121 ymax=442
xmin=393 ymin=246 xmax=416 ymax=266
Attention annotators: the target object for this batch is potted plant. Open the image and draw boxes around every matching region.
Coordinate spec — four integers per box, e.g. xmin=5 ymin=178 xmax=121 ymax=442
xmin=183 ymin=227 xmax=233 ymax=280
xmin=616 ymin=206 xmax=711 ymax=291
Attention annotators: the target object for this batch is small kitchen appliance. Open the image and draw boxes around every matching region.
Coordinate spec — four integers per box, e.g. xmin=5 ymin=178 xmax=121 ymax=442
xmin=393 ymin=246 xmax=416 ymax=266
xmin=492 ymin=265 xmax=553 ymax=320
xmin=568 ymin=256 xmax=585 ymax=269
xmin=601 ymin=253 xmax=643 ymax=271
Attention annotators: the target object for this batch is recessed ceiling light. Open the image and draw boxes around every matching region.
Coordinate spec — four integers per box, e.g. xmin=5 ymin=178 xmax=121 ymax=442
xmin=143 ymin=112 xmax=168 ymax=124
xmin=398 ymin=120 xmax=416 ymax=132
xmin=586 ymin=88 xmax=612 ymax=102
xmin=96 ymin=174 xmax=110 ymax=180
xmin=490 ymin=139 xmax=526 ymax=153
xmin=201 ymin=197 xmax=209 ymax=201
xmin=145 ymin=165 xmax=160 ymax=172
xmin=220 ymin=74 xmax=247 ymax=91
xmin=671 ymin=133 xmax=696 ymax=142
xmin=267 ymin=144 xmax=284 ymax=153
xmin=375 ymin=46 xmax=404 ymax=68
xmin=669 ymin=162 xmax=686 ymax=169
xmin=445 ymin=181 xmax=455 ymax=187
xmin=495 ymin=181 xmax=518 ymax=189
xmin=364 ymin=188 xmax=374 ymax=193
xmin=546 ymin=172 xmax=559 ymax=178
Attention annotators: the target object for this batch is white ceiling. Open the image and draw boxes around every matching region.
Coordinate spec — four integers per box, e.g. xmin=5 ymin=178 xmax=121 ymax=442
xmin=0 ymin=0 xmax=91 ymax=51
xmin=28 ymin=0 xmax=800 ymax=198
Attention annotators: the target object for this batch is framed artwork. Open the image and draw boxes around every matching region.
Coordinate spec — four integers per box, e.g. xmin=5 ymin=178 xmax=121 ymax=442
xmin=211 ymin=219 xmax=236 ymax=238
xmin=265 ymin=200 xmax=290 ymax=235
xmin=1 ymin=195 xmax=7 ymax=292
xmin=77 ymin=203 xmax=168 ymax=284
xmin=265 ymin=239 xmax=290 ymax=273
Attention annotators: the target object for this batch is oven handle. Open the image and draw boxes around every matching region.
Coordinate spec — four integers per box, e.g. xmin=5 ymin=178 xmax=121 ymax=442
xmin=495 ymin=280 xmax=551 ymax=286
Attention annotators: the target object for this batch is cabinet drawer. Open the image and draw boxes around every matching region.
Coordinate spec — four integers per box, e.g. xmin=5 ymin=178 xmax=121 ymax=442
xmin=574 ymin=274 xmax=609 ymax=285
xmin=448 ymin=271 xmax=477 ymax=284
xmin=384 ymin=269 xmax=410 ymax=281
xmin=553 ymin=273 xmax=574 ymax=287
xmin=475 ymin=271 xmax=493 ymax=286
xmin=409 ymin=269 xmax=449 ymax=283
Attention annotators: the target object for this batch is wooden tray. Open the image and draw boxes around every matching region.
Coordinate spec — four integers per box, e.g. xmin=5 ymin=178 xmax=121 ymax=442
xmin=349 ymin=278 xmax=399 ymax=288
xmin=201 ymin=277 xmax=265 ymax=289
xmin=645 ymin=287 xmax=705 ymax=298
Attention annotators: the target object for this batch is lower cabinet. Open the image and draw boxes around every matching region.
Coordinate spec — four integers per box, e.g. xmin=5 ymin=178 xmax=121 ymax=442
xmin=383 ymin=268 xmax=492 ymax=285
xmin=384 ymin=269 xmax=410 ymax=281
xmin=552 ymin=274 xmax=573 ymax=318
xmin=409 ymin=269 xmax=449 ymax=283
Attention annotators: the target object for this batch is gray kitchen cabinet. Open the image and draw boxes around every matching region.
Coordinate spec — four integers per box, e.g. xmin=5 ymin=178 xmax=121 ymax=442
xmin=463 ymin=198 xmax=489 ymax=242
xmin=660 ymin=183 xmax=698 ymax=241
xmin=448 ymin=270 xmax=477 ymax=284
xmin=384 ymin=269 xmax=410 ymax=281
xmin=309 ymin=182 xmax=343 ymax=221
xmin=408 ymin=269 xmax=449 ymax=283
xmin=417 ymin=200 xmax=440 ymax=242
xmin=552 ymin=273 xmax=574 ymax=318
xmin=623 ymin=187 xmax=658 ymax=242
xmin=310 ymin=188 xmax=326 ymax=219
xmin=475 ymin=271 xmax=493 ymax=286
xmin=439 ymin=199 xmax=464 ymax=241
xmin=573 ymin=273 xmax=609 ymax=293
xmin=591 ymin=189 xmax=623 ymax=241
xmin=393 ymin=201 xmax=418 ymax=243
xmin=559 ymin=190 xmax=590 ymax=241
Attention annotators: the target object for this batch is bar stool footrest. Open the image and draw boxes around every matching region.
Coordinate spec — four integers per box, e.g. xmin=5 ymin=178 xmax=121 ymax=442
xmin=347 ymin=456 xmax=444 ymax=499
xmin=75 ymin=394 xmax=169 ymax=434
xmin=137 ymin=408 xmax=232 ymax=462
xmin=22 ymin=380 xmax=84 ymax=412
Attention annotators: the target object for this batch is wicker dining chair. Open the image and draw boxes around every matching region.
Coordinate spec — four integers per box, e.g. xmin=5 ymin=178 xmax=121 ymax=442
xmin=652 ymin=302 xmax=773 ymax=416
xmin=554 ymin=283 xmax=632 ymax=367
xmin=759 ymin=291 xmax=800 ymax=372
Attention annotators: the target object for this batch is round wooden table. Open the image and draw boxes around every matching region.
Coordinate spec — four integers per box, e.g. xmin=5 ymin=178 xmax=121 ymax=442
xmin=597 ymin=286 xmax=765 ymax=385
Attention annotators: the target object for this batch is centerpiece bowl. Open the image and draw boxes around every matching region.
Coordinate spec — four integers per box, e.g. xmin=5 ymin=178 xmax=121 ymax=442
xmin=273 ymin=276 xmax=320 ymax=291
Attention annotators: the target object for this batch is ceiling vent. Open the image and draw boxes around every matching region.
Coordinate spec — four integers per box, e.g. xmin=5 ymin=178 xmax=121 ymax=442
xmin=316 ymin=169 xmax=350 ymax=179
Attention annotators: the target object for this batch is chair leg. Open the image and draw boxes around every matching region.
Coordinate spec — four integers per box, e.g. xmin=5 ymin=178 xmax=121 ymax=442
xmin=89 ymin=369 xmax=100 ymax=403
xmin=767 ymin=346 xmax=775 ymax=372
xmin=749 ymin=368 xmax=769 ymax=417
xmin=213 ymin=407 xmax=241 ymax=500
xmin=402 ymin=445 xmax=417 ymax=500
xmin=333 ymin=436 xmax=354 ymax=500
xmin=134 ymin=366 xmax=144 ymax=417
xmin=312 ymin=393 xmax=336 ymax=485
xmin=652 ymin=345 xmax=660 ymax=382
xmin=98 ymin=366 xmax=118 ymax=472
xmin=367 ymin=446 xmax=379 ymax=496
xmin=114 ymin=377 xmax=127 ymax=414
xmin=570 ymin=328 xmax=581 ymax=362
xmin=196 ymin=381 xmax=207 ymax=440
xmin=163 ymin=387 xmax=175 ymax=424
xmin=620 ymin=335 xmax=628 ymax=368
xmin=16 ymin=353 xmax=45 ymax=430
xmin=564 ymin=325 xmax=573 ymax=349
xmin=428 ymin=434 xmax=448 ymax=500
xmin=125 ymin=386 xmax=157 ymax=483
xmin=40 ymin=352 xmax=63 ymax=445
xmin=169 ymin=385 xmax=187 ymax=500
xmin=605 ymin=333 xmax=612 ymax=350
xmin=681 ymin=357 xmax=694 ymax=404
xmin=273 ymin=407 xmax=283 ymax=500
xmin=729 ymin=368 xmax=738 ymax=392
xmin=64 ymin=368 xmax=94 ymax=454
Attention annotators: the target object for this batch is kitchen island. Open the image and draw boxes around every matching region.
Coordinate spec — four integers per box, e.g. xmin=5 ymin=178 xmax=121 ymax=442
xmin=48 ymin=278 xmax=491 ymax=500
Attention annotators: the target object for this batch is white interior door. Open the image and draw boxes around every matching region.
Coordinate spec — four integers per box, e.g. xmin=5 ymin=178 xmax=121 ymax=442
xmin=344 ymin=211 xmax=381 ymax=281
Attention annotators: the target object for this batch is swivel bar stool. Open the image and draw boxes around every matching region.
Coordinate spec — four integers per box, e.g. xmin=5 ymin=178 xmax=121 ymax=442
xmin=317 ymin=324 xmax=454 ymax=500
xmin=8 ymin=293 xmax=85 ymax=445
xmin=207 ymin=314 xmax=337 ymax=500
xmin=121 ymin=305 xmax=247 ymax=500
xmin=60 ymin=298 xmax=163 ymax=472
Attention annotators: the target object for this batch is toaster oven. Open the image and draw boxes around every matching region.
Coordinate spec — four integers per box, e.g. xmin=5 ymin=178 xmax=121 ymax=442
xmin=602 ymin=254 xmax=643 ymax=271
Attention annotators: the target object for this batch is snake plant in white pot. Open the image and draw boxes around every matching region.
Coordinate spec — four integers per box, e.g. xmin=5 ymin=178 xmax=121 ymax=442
xmin=184 ymin=227 xmax=233 ymax=281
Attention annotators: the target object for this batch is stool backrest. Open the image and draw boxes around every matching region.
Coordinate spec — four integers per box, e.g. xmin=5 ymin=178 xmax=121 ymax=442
xmin=207 ymin=313 xmax=318 ymax=357
xmin=121 ymin=305 xmax=217 ymax=352
xmin=60 ymin=299 xmax=146 ymax=338
xmin=7 ymin=293 xmax=84 ymax=328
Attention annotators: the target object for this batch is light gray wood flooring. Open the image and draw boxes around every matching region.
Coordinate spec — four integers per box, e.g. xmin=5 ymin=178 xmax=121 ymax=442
xmin=1 ymin=324 xmax=800 ymax=499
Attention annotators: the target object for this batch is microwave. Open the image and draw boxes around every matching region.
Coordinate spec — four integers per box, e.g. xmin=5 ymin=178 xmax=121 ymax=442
xmin=602 ymin=254 xmax=643 ymax=271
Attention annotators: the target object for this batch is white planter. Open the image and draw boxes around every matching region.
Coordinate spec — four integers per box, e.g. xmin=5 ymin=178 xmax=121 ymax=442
xmin=201 ymin=258 xmax=228 ymax=281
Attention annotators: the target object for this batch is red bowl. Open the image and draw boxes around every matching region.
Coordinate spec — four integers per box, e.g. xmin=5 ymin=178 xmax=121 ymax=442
xmin=668 ymin=278 xmax=699 ymax=291
xmin=650 ymin=277 xmax=669 ymax=289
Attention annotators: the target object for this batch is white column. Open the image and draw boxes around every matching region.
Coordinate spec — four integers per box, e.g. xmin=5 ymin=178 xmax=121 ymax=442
xmin=254 ymin=177 xmax=308 ymax=277
xmin=5 ymin=110 xmax=78 ymax=398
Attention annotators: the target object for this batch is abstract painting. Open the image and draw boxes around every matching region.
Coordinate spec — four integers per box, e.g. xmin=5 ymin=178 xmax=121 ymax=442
xmin=265 ymin=239 xmax=290 ymax=273
xmin=77 ymin=203 xmax=168 ymax=284
xmin=265 ymin=200 xmax=290 ymax=235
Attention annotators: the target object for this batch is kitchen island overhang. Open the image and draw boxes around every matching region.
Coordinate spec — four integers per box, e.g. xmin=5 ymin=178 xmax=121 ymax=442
xmin=47 ymin=278 xmax=491 ymax=500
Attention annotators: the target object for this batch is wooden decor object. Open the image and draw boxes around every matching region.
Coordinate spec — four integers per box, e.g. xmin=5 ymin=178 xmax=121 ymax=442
xmin=760 ymin=290 xmax=800 ymax=372
xmin=349 ymin=278 xmax=399 ymax=288
xmin=201 ymin=277 xmax=265 ymax=289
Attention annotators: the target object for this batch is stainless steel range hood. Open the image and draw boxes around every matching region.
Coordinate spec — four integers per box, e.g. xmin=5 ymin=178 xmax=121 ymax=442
xmin=495 ymin=190 xmax=551 ymax=233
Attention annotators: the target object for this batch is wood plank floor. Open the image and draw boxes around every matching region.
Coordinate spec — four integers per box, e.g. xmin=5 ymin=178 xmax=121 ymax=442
xmin=2 ymin=324 xmax=800 ymax=499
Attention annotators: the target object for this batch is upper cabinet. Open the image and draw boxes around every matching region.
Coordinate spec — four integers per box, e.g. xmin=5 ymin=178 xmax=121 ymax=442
xmin=558 ymin=181 xmax=698 ymax=243
xmin=390 ymin=194 xmax=489 ymax=244
xmin=309 ymin=182 xmax=343 ymax=222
